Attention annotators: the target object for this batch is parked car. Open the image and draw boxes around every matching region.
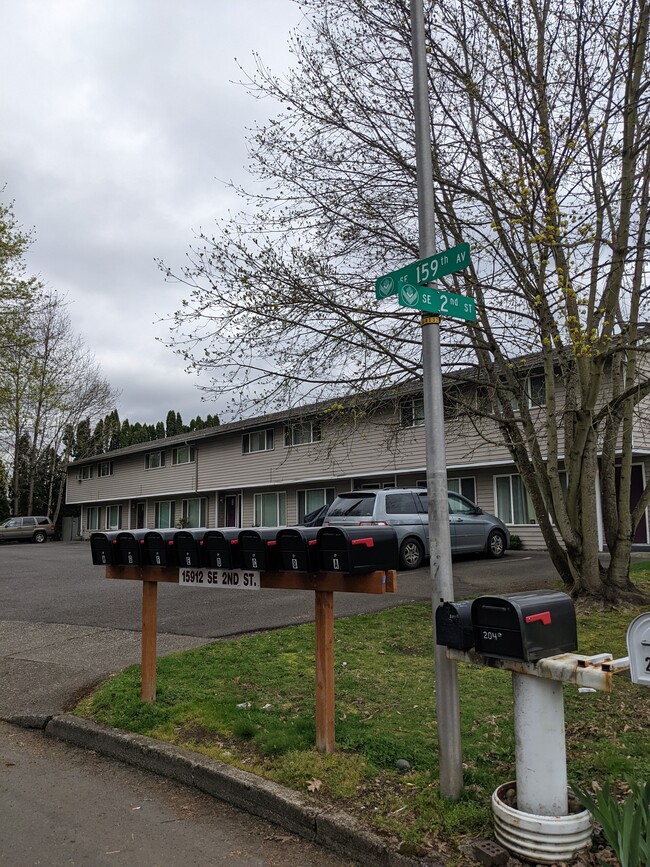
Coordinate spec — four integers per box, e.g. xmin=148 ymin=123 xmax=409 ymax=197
xmin=323 ymin=489 xmax=509 ymax=570
xmin=0 ymin=516 xmax=55 ymax=544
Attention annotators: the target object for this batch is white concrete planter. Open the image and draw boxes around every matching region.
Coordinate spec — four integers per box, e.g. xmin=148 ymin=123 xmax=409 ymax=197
xmin=492 ymin=782 xmax=593 ymax=864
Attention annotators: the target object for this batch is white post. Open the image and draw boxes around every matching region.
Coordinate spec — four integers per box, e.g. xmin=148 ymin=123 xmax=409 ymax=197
xmin=512 ymin=673 xmax=568 ymax=815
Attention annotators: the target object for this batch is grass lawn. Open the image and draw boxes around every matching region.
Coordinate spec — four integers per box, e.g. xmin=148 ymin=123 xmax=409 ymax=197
xmin=75 ymin=563 xmax=650 ymax=860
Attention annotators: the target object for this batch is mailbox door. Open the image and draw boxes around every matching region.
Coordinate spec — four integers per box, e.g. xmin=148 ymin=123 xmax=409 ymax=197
xmin=116 ymin=532 xmax=147 ymax=566
xmin=203 ymin=530 xmax=241 ymax=569
xmin=435 ymin=600 xmax=475 ymax=650
xmin=174 ymin=531 xmax=204 ymax=567
xmin=277 ymin=528 xmax=319 ymax=571
xmin=239 ymin=530 xmax=279 ymax=571
xmin=90 ymin=532 xmax=118 ymax=565
xmin=143 ymin=530 xmax=177 ymax=567
xmin=317 ymin=526 xmax=398 ymax=575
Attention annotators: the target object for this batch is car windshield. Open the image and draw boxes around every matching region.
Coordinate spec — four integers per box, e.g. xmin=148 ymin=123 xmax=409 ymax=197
xmin=327 ymin=494 xmax=375 ymax=517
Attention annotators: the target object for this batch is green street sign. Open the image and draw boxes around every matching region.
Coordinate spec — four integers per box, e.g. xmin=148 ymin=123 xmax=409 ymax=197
xmin=397 ymin=283 xmax=476 ymax=321
xmin=375 ymin=242 xmax=471 ymax=300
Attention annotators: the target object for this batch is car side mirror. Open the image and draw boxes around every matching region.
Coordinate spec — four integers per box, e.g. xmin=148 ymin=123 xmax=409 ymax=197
xmin=475 ymin=507 xmax=484 ymax=515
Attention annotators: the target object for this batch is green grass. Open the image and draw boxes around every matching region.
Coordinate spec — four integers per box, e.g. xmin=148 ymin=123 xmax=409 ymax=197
xmin=75 ymin=563 xmax=650 ymax=857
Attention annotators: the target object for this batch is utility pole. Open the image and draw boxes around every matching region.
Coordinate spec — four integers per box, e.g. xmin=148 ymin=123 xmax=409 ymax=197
xmin=410 ymin=0 xmax=463 ymax=800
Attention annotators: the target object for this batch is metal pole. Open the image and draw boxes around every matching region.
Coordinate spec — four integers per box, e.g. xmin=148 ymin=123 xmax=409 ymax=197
xmin=410 ymin=0 xmax=463 ymax=799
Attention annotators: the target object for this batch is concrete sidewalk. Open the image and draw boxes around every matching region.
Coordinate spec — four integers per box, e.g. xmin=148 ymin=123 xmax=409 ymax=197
xmin=0 ymin=620 xmax=211 ymax=717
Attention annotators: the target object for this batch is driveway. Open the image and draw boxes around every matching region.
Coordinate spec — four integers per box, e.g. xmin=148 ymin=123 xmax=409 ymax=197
xmin=0 ymin=541 xmax=560 ymax=718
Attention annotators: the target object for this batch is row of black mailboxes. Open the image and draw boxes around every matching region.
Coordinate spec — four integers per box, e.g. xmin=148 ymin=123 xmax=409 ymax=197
xmin=90 ymin=526 xmax=399 ymax=576
xmin=436 ymin=591 xmax=578 ymax=663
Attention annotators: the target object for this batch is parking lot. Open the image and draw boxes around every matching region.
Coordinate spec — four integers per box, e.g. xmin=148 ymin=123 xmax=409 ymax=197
xmin=0 ymin=540 xmax=560 ymax=636
xmin=0 ymin=540 xmax=560 ymax=717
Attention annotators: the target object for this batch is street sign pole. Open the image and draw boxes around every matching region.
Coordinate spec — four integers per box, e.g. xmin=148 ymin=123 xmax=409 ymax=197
xmin=410 ymin=0 xmax=463 ymax=799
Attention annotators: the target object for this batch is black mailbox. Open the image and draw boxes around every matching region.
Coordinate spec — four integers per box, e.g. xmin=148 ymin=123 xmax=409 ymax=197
xmin=239 ymin=528 xmax=281 ymax=571
xmin=115 ymin=530 xmax=148 ymax=566
xmin=435 ymin=600 xmax=474 ymax=650
xmin=90 ymin=531 xmax=120 ymax=565
xmin=472 ymin=590 xmax=577 ymax=662
xmin=174 ymin=529 xmax=207 ymax=567
xmin=276 ymin=527 xmax=320 ymax=572
xmin=316 ymin=526 xmax=398 ymax=575
xmin=142 ymin=530 xmax=178 ymax=567
xmin=202 ymin=529 xmax=242 ymax=569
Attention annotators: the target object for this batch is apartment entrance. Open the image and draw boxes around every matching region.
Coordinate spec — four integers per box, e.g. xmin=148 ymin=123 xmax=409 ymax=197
xmin=223 ymin=493 xmax=241 ymax=528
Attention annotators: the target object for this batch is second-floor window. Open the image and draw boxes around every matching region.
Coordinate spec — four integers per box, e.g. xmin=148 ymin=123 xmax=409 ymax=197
xmin=145 ymin=451 xmax=166 ymax=470
xmin=526 ymin=372 xmax=546 ymax=407
xmin=243 ymin=429 xmax=274 ymax=453
xmin=172 ymin=445 xmax=195 ymax=465
xmin=98 ymin=461 xmax=113 ymax=477
xmin=78 ymin=465 xmax=92 ymax=480
xmin=400 ymin=396 xmax=425 ymax=428
xmin=284 ymin=420 xmax=321 ymax=446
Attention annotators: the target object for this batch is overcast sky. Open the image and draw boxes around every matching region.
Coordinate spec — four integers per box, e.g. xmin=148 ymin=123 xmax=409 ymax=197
xmin=0 ymin=0 xmax=302 ymax=425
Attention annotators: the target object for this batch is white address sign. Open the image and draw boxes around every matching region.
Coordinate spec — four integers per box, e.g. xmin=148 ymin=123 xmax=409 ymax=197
xmin=178 ymin=568 xmax=260 ymax=589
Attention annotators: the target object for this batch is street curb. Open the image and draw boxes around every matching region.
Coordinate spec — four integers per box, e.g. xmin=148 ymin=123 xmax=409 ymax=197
xmin=29 ymin=714 xmax=441 ymax=867
xmin=4 ymin=712 xmax=53 ymax=729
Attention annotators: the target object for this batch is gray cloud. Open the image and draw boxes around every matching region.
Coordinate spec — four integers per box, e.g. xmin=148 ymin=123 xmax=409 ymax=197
xmin=0 ymin=0 xmax=301 ymax=424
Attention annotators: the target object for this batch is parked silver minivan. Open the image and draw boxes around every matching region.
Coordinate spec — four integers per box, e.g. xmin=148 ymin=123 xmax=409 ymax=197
xmin=324 ymin=489 xmax=510 ymax=570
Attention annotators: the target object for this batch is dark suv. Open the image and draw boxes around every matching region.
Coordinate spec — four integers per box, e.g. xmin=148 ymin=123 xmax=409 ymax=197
xmin=0 ymin=516 xmax=55 ymax=543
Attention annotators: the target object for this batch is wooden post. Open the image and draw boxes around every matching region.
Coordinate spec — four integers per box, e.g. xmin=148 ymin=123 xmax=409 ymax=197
xmin=315 ymin=589 xmax=335 ymax=753
xmin=141 ymin=579 xmax=158 ymax=702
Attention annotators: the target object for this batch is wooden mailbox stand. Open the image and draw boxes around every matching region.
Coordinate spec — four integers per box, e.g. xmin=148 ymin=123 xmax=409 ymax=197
xmin=105 ymin=565 xmax=397 ymax=754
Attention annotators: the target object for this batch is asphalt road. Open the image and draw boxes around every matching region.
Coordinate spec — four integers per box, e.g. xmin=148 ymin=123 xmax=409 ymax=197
xmin=0 ymin=720 xmax=356 ymax=867
xmin=0 ymin=541 xmax=559 ymax=637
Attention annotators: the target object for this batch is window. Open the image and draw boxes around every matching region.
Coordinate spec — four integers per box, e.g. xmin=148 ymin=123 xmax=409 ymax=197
xmin=526 ymin=372 xmax=546 ymax=407
xmin=77 ymin=465 xmax=92 ymax=480
xmin=106 ymin=505 xmax=121 ymax=530
xmin=86 ymin=506 xmax=99 ymax=531
xmin=182 ymin=497 xmax=206 ymax=528
xmin=285 ymin=420 xmax=321 ymax=447
xmin=327 ymin=493 xmax=376 ymax=518
xmin=254 ymin=492 xmax=286 ymax=526
xmin=172 ymin=445 xmax=195 ymax=465
xmin=98 ymin=461 xmax=113 ymax=477
xmin=448 ymin=492 xmax=478 ymax=515
xmin=448 ymin=477 xmax=476 ymax=502
xmin=243 ymin=429 xmax=274 ymax=453
xmin=495 ymin=474 xmax=536 ymax=524
xmin=145 ymin=451 xmax=166 ymax=470
xmin=400 ymin=396 xmax=425 ymax=428
xmin=385 ymin=492 xmax=419 ymax=514
xmin=155 ymin=501 xmax=176 ymax=529
xmin=297 ymin=488 xmax=335 ymax=523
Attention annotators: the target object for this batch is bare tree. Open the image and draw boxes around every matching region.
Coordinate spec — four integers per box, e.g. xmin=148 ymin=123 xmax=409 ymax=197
xmin=164 ymin=0 xmax=650 ymax=602
xmin=0 ymin=290 xmax=117 ymax=520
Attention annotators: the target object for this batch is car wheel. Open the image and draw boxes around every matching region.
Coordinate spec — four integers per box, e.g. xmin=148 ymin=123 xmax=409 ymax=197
xmin=33 ymin=531 xmax=47 ymax=543
xmin=486 ymin=529 xmax=506 ymax=559
xmin=400 ymin=537 xmax=424 ymax=570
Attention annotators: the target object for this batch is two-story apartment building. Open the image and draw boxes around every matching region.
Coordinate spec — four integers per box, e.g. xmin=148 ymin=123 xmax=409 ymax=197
xmin=66 ymin=371 xmax=650 ymax=551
